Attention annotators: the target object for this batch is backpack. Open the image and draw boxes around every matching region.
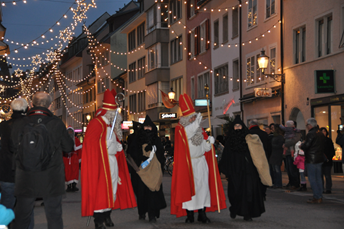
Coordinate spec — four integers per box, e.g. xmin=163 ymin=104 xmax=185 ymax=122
xmin=17 ymin=117 xmax=54 ymax=172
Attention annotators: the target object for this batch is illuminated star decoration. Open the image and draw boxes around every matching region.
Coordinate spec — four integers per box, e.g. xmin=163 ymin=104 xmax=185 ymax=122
xmin=31 ymin=55 xmax=42 ymax=66
xmin=14 ymin=68 xmax=23 ymax=78
xmin=71 ymin=0 xmax=96 ymax=23
xmin=46 ymin=50 xmax=58 ymax=63
xmin=59 ymin=27 xmax=74 ymax=43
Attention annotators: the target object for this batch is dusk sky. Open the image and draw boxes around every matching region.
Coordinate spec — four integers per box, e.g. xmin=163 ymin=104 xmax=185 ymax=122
xmin=2 ymin=0 xmax=131 ymax=69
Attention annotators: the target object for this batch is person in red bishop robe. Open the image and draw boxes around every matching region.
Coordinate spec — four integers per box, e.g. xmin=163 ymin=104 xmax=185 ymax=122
xmin=171 ymin=93 xmax=226 ymax=223
xmin=81 ymin=89 xmax=136 ymax=229
xmin=63 ymin=126 xmax=82 ymax=192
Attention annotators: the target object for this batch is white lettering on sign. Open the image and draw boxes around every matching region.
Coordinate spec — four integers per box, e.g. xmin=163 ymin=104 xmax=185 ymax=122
xmin=161 ymin=113 xmax=176 ymax=119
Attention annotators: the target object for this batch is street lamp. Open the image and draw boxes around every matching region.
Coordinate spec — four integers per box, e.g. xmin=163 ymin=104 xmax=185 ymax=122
xmin=168 ymin=88 xmax=176 ymax=101
xmin=86 ymin=114 xmax=91 ymax=122
xmin=257 ymin=49 xmax=284 ymax=83
xmin=257 ymin=49 xmax=285 ymax=125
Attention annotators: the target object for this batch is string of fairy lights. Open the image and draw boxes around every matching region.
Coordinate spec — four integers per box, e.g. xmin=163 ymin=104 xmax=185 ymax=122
xmin=1 ymin=0 xmax=281 ymax=123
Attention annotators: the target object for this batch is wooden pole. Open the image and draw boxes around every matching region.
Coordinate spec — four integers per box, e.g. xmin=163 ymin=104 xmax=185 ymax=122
xmin=206 ymin=92 xmax=220 ymax=213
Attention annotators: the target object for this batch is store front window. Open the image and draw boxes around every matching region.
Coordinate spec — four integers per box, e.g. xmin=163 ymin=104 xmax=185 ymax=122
xmin=312 ymin=103 xmax=344 ymax=173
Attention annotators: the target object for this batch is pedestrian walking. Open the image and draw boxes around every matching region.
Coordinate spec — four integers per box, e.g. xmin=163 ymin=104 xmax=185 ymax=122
xmin=219 ymin=115 xmax=271 ymax=221
xmin=171 ymin=94 xmax=226 ymax=223
xmin=320 ymin=127 xmax=335 ymax=194
xmin=127 ymin=115 xmax=166 ymax=222
xmin=81 ymin=89 xmax=136 ymax=229
xmin=10 ymin=92 xmax=74 ymax=229
xmin=300 ymin=118 xmax=326 ymax=204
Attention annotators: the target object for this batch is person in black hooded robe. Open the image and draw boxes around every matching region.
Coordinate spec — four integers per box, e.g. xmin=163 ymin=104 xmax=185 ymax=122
xmin=219 ymin=115 xmax=265 ymax=221
xmin=127 ymin=115 xmax=166 ymax=222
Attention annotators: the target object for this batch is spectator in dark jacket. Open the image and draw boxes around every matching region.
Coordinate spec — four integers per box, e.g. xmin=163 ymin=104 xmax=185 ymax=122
xmin=269 ymin=124 xmax=285 ymax=188
xmin=320 ymin=127 xmax=335 ymax=194
xmin=0 ymin=98 xmax=28 ymax=210
xmin=11 ymin=92 xmax=74 ymax=229
xmin=300 ymin=118 xmax=326 ymax=204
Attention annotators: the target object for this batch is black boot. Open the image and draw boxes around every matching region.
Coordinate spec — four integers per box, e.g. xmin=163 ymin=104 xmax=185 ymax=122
xmin=94 ymin=212 xmax=106 ymax=229
xmin=185 ymin=210 xmax=194 ymax=223
xmin=66 ymin=184 xmax=72 ymax=192
xmin=297 ymin=184 xmax=307 ymax=191
xmin=72 ymin=182 xmax=79 ymax=192
xmin=198 ymin=208 xmax=210 ymax=223
xmin=104 ymin=210 xmax=114 ymax=227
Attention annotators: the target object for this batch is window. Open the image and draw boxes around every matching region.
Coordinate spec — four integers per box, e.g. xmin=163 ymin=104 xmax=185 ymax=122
xmin=129 ymin=62 xmax=136 ymax=83
xmin=170 ymin=0 xmax=182 ymax=24
xmin=171 ymin=36 xmax=183 ymax=64
xmin=198 ymin=72 xmax=209 ymax=98
xmin=191 ymin=77 xmax=195 ymax=100
xmin=97 ymin=78 xmax=110 ymax=93
xmin=188 ymin=0 xmax=196 ymax=18
xmin=171 ymin=77 xmax=183 ymax=100
xmin=256 ymin=54 xmax=263 ymax=83
xmin=270 ymin=47 xmax=276 ymax=74
xmin=148 ymin=43 xmax=168 ymax=71
xmin=232 ymin=7 xmax=238 ymax=38
xmin=55 ymin=97 xmax=61 ymax=109
xmin=214 ymin=20 xmax=219 ymax=48
xmin=340 ymin=7 xmax=344 ymax=48
xmin=200 ymin=22 xmax=206 ymax=53
xmin=138 ymin=56 xmax=146 ymax=79
xmin=101 ymin=50 xmax=109 ymax=66
xmin=294 ymin=26 xmax=306 ymax=64
xmin=266 ymin=0 xmax=275 ymax=19
xmin=223 ymin=14 xmax=228 ymax=43
xmin=316 ymin=14 xmax=332 ymax=57
xmin=137 ymin=22 xmax=145 ymax=46
xmin=248 ymin=0 xmax=257 ymax=28
xmin=128 ymin=30 xmax=136 ymax=52
xmin=233 ymin=60 xmax=239 ymax=90
xmin=129 ymin=94 xmax=137 ymax=113
xmin=147 ymin=6 xmax=155 ymax=33
xmin=326 ymin=16 xmax=332 ymax=55
xmin=138 ymin=91 xmax=146 ymax=112
xmin=214 ymin=64 xmax=229 ymax=94
xmin=246 ymin=56 xmax=255 ymax=85
xmin=188 ymin=20 xmax=209 ymax=57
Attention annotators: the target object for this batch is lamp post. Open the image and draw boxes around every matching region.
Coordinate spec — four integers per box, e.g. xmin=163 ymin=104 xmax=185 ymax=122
xmin=257 ymin=49 xmax=285 ymax=124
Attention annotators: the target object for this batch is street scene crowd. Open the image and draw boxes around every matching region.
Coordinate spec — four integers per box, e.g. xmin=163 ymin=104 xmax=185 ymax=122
xmin=1 ymin=90 xmax=344 ymax=229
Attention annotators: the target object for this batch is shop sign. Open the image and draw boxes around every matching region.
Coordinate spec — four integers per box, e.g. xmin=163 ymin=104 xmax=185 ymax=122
xmin=315 ymin=70 xmax=335 ymax=93
xmin=254 ymin=88 xmax=272 ymax=97
xmin=74 ymin=129 xmax=82 ymax=133
xmin=195 ymin=99 xmax=210 ymax=106
xmin=122 ymin=121 xmax=133 ymax=128
xmin=138 ymin=118 xmax=145 ymax=123
xmin=121 ymin=124 xmax=129 ymax=130
xmin=159 ymin=112 xmax=178 ymax=119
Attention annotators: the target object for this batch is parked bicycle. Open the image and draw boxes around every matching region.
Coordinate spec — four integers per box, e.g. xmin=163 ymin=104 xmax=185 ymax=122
xmin=164 ymin=151 xmax=174 ymax=176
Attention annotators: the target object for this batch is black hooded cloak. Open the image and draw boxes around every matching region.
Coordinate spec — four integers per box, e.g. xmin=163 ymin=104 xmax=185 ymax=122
xmin=218 ymin=115 xmax=265 ymax=218
xmin=127 ymin=115 xmax=166 ymax=219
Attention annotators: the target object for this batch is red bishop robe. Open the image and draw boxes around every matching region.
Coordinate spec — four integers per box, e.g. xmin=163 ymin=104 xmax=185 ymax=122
xmin=81 ymin=116 xmax=137 ymax=217
xmin=171 ymin=123 xmax=226 ymax=217
xmin=63 ymin=137 xmax=82 ymax=184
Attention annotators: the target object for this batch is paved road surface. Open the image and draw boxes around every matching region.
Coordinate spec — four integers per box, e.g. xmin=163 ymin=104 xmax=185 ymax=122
xmin=32 ymin=173 xmax=344 ymax=229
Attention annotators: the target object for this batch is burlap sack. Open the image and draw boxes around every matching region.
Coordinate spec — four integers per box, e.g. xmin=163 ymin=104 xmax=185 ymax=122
xmin=137 ymin=154 xmax=162 ymax=191
xmin=245 ymin=134 xmax=273 ymax=186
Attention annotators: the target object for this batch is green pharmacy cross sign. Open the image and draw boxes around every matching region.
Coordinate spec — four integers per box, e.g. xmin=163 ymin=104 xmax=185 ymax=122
xmin=315 ymin=70 xmax=335 ymax=93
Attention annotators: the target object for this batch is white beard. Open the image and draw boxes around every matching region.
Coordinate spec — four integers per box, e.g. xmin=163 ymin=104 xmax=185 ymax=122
xmin=105 ymin=110 xmax=123 ymax=141
xmin=179 ymin=113 xmax=203 ymax=146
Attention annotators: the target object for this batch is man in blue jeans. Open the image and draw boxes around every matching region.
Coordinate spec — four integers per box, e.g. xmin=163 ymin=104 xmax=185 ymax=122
xmin=300 ymin=118 xmax=326 ymax=204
